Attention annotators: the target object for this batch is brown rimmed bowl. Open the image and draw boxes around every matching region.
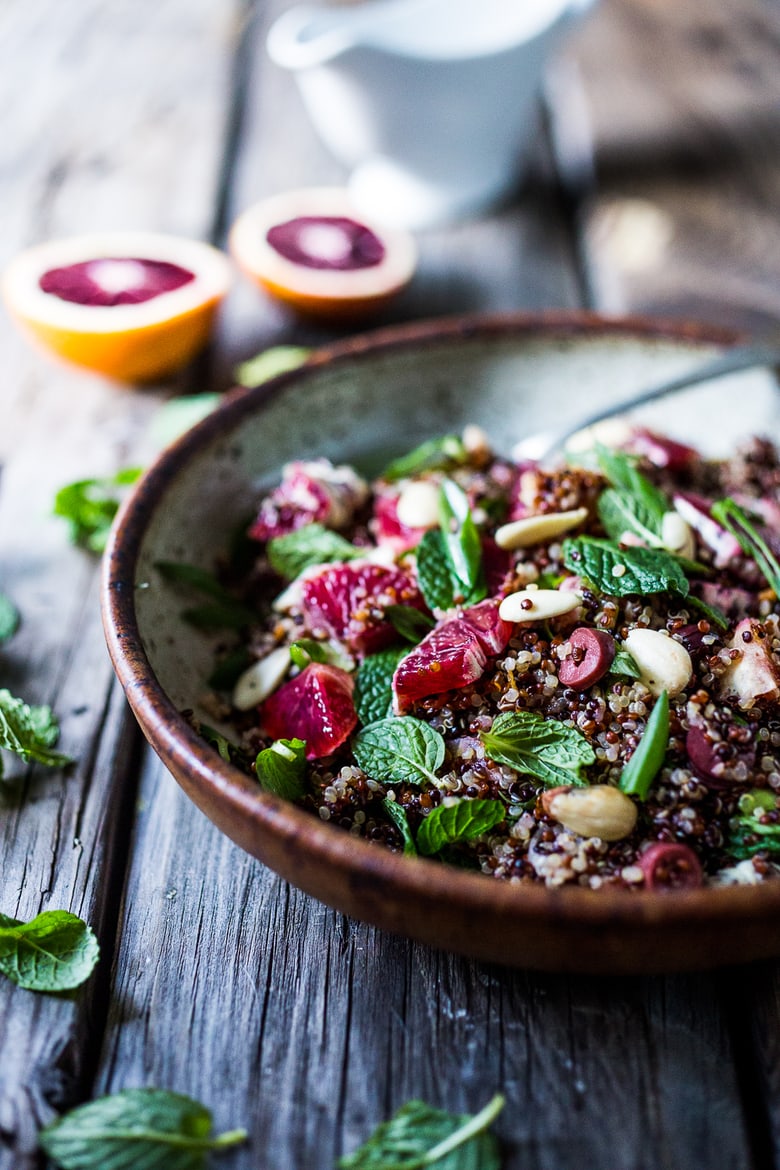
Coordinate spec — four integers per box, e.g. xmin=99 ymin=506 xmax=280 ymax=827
xmin=102 ymin=310 xmax=780 ymax=974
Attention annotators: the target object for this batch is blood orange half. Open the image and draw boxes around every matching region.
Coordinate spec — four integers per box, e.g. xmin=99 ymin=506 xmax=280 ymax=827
xmin=229 ymin=188 xmax=417 ymax=320
xmin=2 ymin=232 xmax=232 ymax=382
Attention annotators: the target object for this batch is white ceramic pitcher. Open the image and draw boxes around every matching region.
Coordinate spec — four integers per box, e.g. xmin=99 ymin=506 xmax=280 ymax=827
xmin=267 ymin=0 xmax=596 ymax=229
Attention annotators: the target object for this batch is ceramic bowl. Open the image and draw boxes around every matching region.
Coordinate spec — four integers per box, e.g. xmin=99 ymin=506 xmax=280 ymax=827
xmin=102 ymin=311 xmax=780 ymax=974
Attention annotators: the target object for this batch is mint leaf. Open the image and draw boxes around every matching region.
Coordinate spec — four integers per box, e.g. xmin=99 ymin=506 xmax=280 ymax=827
xmin=416 ymin=529 xmax=456 ymax=611
xmin=199 ymin=725 xmax=236 ymax=764
xmin=155 ymin=561 xmax=256 ymax=630
xmin=380 ymin=434 xmax=467 ymax=483
xmin=353 ymin=717 xmax=445 ymax=786
xmin=417 ymin=799 xmax=505 ymax=857
xmin=383 ymin=797 xmax=417 ymax=856
xmin=0 ymin=591 xmax=19 ymax=644
xmin=711 ymin=497 xmax=780 ymax=597
xmin=480 ymin=710 xmax=595 ymax=788
xmin=40 ymin=1088 xmax=247 ymax=1169
xmin=0 ymin=690 xmax=71 ymax=778
xmin=267 ymin=524 xmax=361 ymax=580
xmin=354 ymin=647 xmax=408 ymax=726
xmin=598 ymin=489 xmax=665 ymax=548
xmin=729 ymin=813 xmax=780 ymax=860
xmin=608 ymin=648 xmax=641 ymax=679
xmin=596 ymin=446 xmax=668 ymax=529
xmin=339 ymin=1094 xmax=504 ymax=1170
xmin=234 ymin=344 xmax=311 ymax=388
xmin=385 ymin=605 xmax=435 ymax=644
xmin=439 ymin=480 xmax=486 ymax=603
xmin=289 ymin=639 xmax=353 ymax=672
xmin=619 ymin=690 xmax=669 ymax=800
xmin=562 ymin=536 xmax=689 ymax=598
xmin=0 ymin=910 xmax=98 ymax=992
xmin=255 ymin=738 xmax=307 ymax=800
xmin=54 ymin=468 xmax=143 ymax=554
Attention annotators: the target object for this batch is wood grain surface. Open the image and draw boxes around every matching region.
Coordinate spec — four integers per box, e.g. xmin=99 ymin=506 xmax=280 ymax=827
xmin=1 ymin=0 xmax=779 ymax=1167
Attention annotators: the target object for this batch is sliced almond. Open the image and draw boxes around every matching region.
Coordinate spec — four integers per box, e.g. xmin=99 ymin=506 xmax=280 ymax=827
xmin=661 ymin=510 xmax=695 ymax=559
xmin=623 ymin=627 xmax=692 ymax=697
xmin=494 ymin=507 xmax=588 ymax=551
xmin=232 ymin=646 xmax=291 ymax=710
xmin=544 ymin=784 xmax=638 ymax=841
xmin=498 ymin=587 xmax=582 ymax=623
xmin=395 ymin=479 xmax=441 ymax=530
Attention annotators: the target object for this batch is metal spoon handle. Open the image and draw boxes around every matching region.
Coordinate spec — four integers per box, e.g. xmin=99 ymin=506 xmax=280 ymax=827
xmin=537 ymin=337 xmax=780 ymax=463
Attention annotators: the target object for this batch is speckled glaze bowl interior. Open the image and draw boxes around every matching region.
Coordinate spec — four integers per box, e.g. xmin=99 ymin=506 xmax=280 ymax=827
xmin=102 ymin=312 xmax=780 ymax=974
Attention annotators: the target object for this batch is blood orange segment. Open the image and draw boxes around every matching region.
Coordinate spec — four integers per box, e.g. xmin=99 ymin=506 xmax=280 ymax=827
xmin=372 ymin=492 xmax=428 ymax=553
xmin=250 ymin=459 xmax=368 ymax=541
xmin=229 ymin=187 xmax=417 ymax=320
xmin=259 ymin=663 xmax=357 ymax=760
xmin=2 ymin=232 xmax=231 ymax=382
xmin=459 ymin=598 xmax=514 ymax=655
xmin=302 ymin=562 xmax=425 ymax=655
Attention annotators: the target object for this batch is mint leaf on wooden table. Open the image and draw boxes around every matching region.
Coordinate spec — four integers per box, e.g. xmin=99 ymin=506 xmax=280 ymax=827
xmin=155 ymin=561 xmax=256 ymax=631
xmin=480 ymin=710 xmax=595 ymax=788
xmin=354 ymin=647 xmax=408 ymax=726
xmin=0 ymin=910 xmax=98 ymax=992
xmin=711 ymin=497 xmax=780 ymax=597
xmin=353 ymin=717 xmax=445 ymax=786
xmin=0 ymin=689 xmax=71 ymax=778
xmin=54 ymin=468 xmax=143 ymax=554
xmin=562 ymin=536 xmax=689 ymax=598
xmin=267 ymin=523 xmax=362 ymax=580
xmin=255 ymin=738 xmax=307 ymax=800
xmin=40 ymin=1088 xmax=247 ymax=1170
xmin=338 ymin=1093 xmax=505 ymax=1170
xmin=380 ymin=434 xmax=468 ymax=483
xmin=383 ymin=796 xmax=418 ymax=856
xmin=619 ymin=690 xmax=670 ymax=800
xmin=0 ymin=590 xmax=20 ymax=643
xmin=417 ymin=799 xmax=505 ymax=857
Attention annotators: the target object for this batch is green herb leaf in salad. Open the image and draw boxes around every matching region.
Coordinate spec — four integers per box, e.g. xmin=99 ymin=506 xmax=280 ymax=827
xmin=562 ymin=536 xmax=689 ymax=599
xmin=415 ymin=528 xmax=457 ymax=611
xmin=619 ymin=690 xmax=669 ymax=800
xmin=480 ymin=710 xmax=595 ymax=789
xmin=353 ymin=716 xmax=445 ymax=787
xmin=338 ymin=1093 xmax=505 ymax=1170
xmin=255 ymin=738 xmax=307 ymax=800
xmin=728 ymin=813 xmax=780 ymax=861
xmin=417 ymin=799 xmax=505 ymax=858
xmin=385 ymin=604 xmax=435 ymax=644
xmin=608 ymin=648 xmax=642 ymax=679
xmin=54 ymin=468 xmax=143 ymax=554
xmin=0 ymin=690 xmax=71 ymax=778
xmin=0 ymin=910 xmax=99 ymax=993
xmin=711 ymin=497 xmax=780 ymax=597
xmin=0 ymin=590 xmax=20 ymax=644
xmin=267 ymin=523 xmax=362 ymax=581
xmin=354 ymin=647 xmax=408 ymax=726
xmin=39 ymin=1087 xmax=247 ymax=1170
xmin=596 ymin=445 xmax=669 ymax=547
xmin=380 ymin=434 xmax=468 ymax=484
xmin=383 ymin=796 xmax=418 ymax=857
xmin=438 ymin=479 xmax=486 ymax=604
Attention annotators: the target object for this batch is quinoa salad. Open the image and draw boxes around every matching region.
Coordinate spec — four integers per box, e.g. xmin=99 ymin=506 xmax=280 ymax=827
xmin=169 ymin=423 xmax=780 ymax=892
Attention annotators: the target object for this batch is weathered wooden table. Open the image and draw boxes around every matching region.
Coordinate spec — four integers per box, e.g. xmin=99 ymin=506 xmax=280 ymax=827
xmin=3 ymin=1 xmax=780 ymax=1166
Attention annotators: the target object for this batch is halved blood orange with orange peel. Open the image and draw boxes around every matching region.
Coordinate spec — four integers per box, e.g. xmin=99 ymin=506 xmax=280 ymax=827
xmin=2 ymin=232 xmax=231 ymax=382
xmin=229 ymin=188 xmax=417 ymax=320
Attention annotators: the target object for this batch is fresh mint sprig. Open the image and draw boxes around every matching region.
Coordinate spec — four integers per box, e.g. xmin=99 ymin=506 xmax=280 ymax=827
xmin=354 ymin=647 xmax=408 ymax=726
xmin=0 ymin=910 xmax=99 ymax=993
xmin=353 ymin=717 xmax=445 ymax=787
xmin=338 ymin=1093 xmax=505 ymax=1170
xmin=596 ymin=445 xmax=669 ymax=547
xmin=439 ymin=480 xmax=486 ymax=604
xmin=385 ymin=605 xmax=435 ymax=644
xmin=619 ymin=690 xmax=669 ymax=800
xmin=40 ymin=1088 xmax=247 ymax=1169
xmin=267 ymin=524 xmax=362 ymax=580
xmin=480 ymin=710 xmax=594 ymax=788
xmin=383 ymin=797 xmax=418 ymax=856
xmin=563 ymin=536 xmax=689 ymax=599
xmin=415 ymin=529 xmax=457 ymax=611
xmin=380 ymin=434 xmax=468 ymax=483
xmin=417 ymin=799 xmax=505 ymax=857
xmin=608 ymin=648 xmax=641 ymax=679
xmin=255 ymin=738 xmax=307 ymax=800
xmin=0 ymin=689 xmax=71 ymax=778
xmin=711 ymin=497 xmax=780 ymax=597
xmin=54 ymin=468 xmax=143 ymax=554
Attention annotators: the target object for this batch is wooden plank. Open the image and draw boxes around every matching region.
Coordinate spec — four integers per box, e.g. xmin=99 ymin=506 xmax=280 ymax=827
xmin=0 ymin=0 xmax=237 ymax=1164
xmin=91 ymin=4 xmax=755 ymax=1170
xmin=549 ymin=0 xmax=780 ymax=330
